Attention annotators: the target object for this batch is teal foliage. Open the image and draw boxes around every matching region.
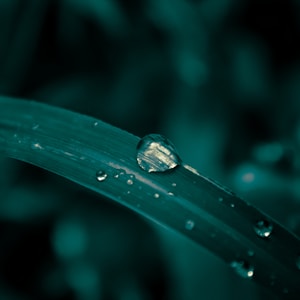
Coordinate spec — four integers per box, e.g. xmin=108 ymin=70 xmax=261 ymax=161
xmin=1 ymin=0 xmax=300 ymax=299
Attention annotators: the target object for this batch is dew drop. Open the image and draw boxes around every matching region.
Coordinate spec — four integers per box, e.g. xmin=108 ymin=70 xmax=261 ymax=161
xmin=167 ymin=191 xmax=174 ymax=196
xmin=153 ymin=193 xmax=160 ymax=199
xmin=247 ymin=250 xmax=255 ymax=257
xmin=172 ymin=183 xmax=177 ymax=187
xmin=253 ymin=220 xmax=273 ymax=238
xmin=127 ymin=179 xmax=133 ymax=185
xmin=185 ymin=219 xmax=195 ymax=230
xmin=230 ymin=261 xmax=254 ymax=279
xmin=230 ymin=203 xmax=235 ymax=208
xmin=93 ymin=121 xmax=99 ymax=127
xmin=96 ymin=170 xmax=107 ymax=182
xmin=136 ymin=134 xmax=181 ymax=173
xmin=31 ymin=142 xmax=43 ymax=150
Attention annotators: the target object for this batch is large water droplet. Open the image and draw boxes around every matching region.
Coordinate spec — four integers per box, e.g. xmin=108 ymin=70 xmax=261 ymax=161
xmin=96 ymin=170 xmax=107 ymax=182
xmin=136 ymin=134 xmax=181 ymax=173
xmin=253 ymin=220 xmax=273 ymax=238
xmin=185 ymin=219 xmax=195 ymax=230
xmin=230 ymin=260 xmax=254 ymax=279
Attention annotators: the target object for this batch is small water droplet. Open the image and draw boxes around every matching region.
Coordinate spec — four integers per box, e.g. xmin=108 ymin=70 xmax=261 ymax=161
xmin=230 ymin=203 xmax=235 ymax=208
xmin=218 ymin=197 xmax=223 ymax=202
xmin=230 ymin=261 xmax=254 ymax=279
xmin=253 ymin=220 xmax=273 ymax=238
xmin=127 ymin=179 xmax=133 ymax=185
xmin=172 ymin=183 xmax=177 ymax=187
xmin=93 ymin=121 xmax=99 ymax=127
xmin=136 ymin=134 xmax=181 ymax=173
xmin=96 ymin=170 xmax=107 ymax=182
xmin=247 ymin=250 xmax=255 ymax=257
xmin=167 ymin=191 xmax=174 ymax=196
xmin=154 ymin=193 xmax=160 ymax=199
xmin=185 ymin=220 xmax=195 ymax=230
xmin=31 ymin=142 xmax=43 ymax=150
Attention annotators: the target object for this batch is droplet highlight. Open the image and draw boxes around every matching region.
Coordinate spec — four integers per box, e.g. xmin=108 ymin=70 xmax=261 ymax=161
xmin=96 ymin=170 xmax=107 ymax=182
xmin=153 ymin=193 xmax=160 ymax=199
xmin=230 ymin=260 xmax=254 ymax=279
xmin=136 ymin=134 xmax=181 ymax=173
xmin=253 ymin=220 xmax=273 ymax=238
xmin=185 ymin=220 xmax=195 ymax=230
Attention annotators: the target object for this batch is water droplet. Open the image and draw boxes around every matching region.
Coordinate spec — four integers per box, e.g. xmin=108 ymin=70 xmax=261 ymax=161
xmin=127 ymin=179 xmax=133 ymax=185
xmin=167 ymin=191 xmax=174 ymax=196
xmin=230 ymin=261 xmax=254 ymax=279
xmin=247 ymin=250 xmax=255 ymax=257
xmin=230 ymin=203 xmax=235 ymax=208
xmin=31 ymin=142 xmax=43 ymax=150
xmin=93 ymin=121 xmax=99 ymax=127
xmin=136 ymin=134 xmax=181 ymax=173
xmin=253 ymin=220 xmax=273 ymax=238
xmin=96 ymin=170 xmax=107 ymax=182
xmin=185 ymin=220 xmax=195 ymax=230
xmin=153 ymin=193 xmax=160 ymax=199
xmin=218 ymin=197 xmax=223 ymax=202
xmin=296 ymin=255 xmax=300 ymax=270
xmin=172 ymin=183 xmax=177 ymax=187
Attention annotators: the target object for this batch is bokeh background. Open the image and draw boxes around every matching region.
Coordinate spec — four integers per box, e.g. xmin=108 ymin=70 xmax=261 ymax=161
xmin=1 ymin=0 xmax=300 ymax=299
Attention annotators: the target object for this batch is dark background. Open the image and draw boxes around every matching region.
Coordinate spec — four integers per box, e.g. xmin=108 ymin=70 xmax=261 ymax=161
xmin=1 ymin=0 xmax=300 ymax=299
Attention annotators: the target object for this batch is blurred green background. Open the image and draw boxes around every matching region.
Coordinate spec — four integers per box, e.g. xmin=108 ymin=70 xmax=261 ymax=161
xmin=1 ymin=0 xmax=300 ymax=299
